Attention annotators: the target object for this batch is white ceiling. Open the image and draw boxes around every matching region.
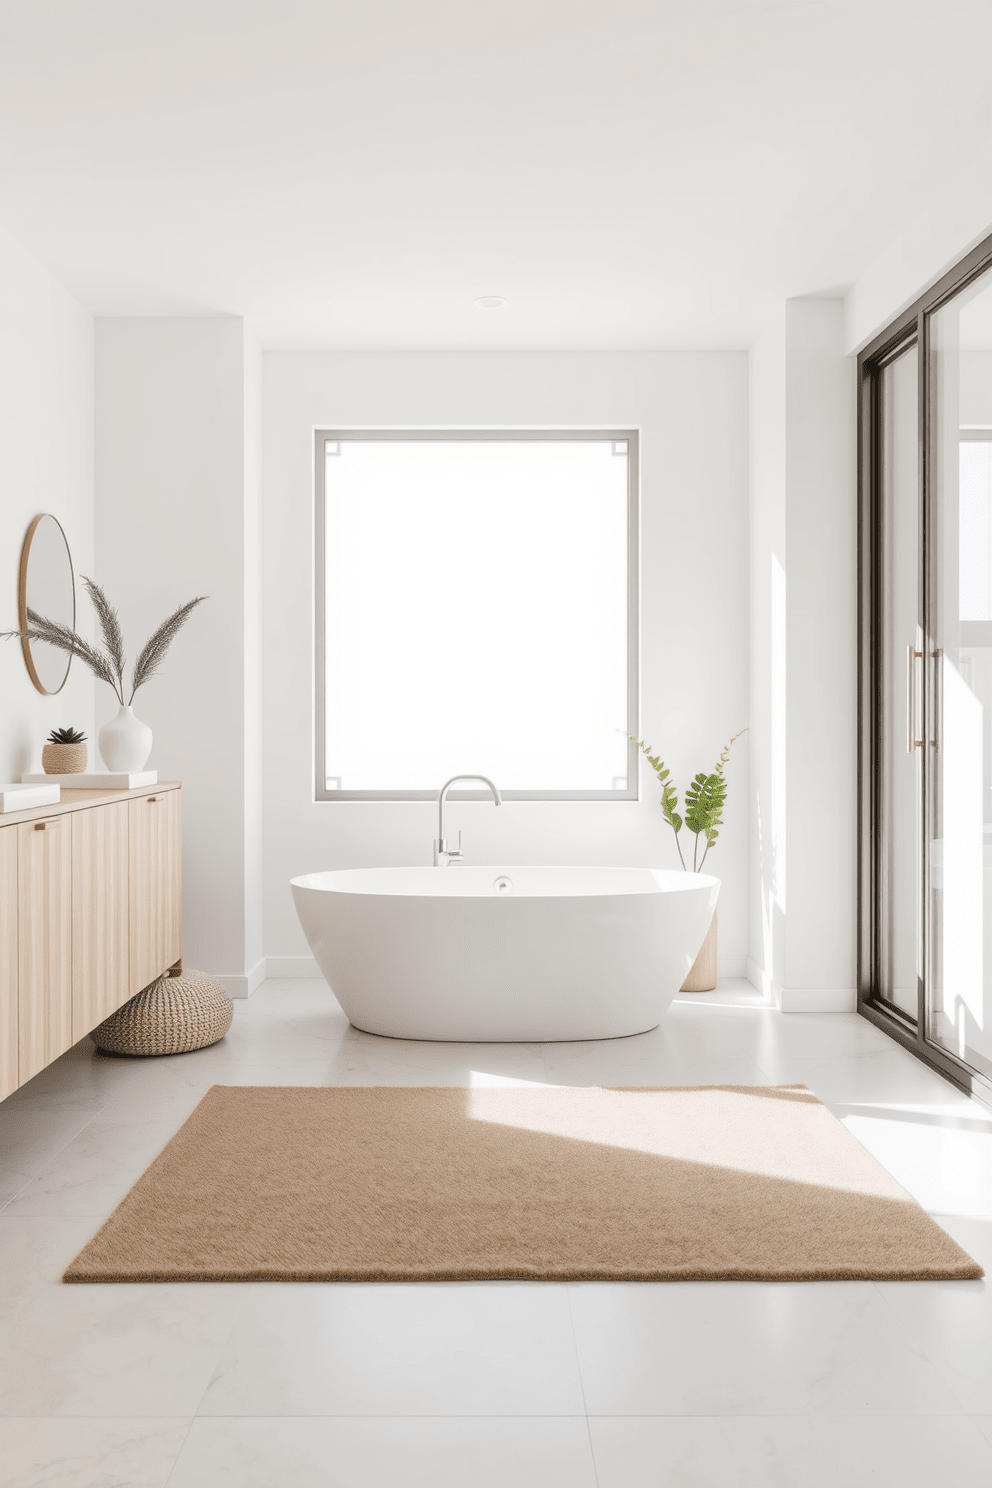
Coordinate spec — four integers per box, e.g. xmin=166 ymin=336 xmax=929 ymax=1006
xmin=0 ymin=0 xmax=990 ymax=349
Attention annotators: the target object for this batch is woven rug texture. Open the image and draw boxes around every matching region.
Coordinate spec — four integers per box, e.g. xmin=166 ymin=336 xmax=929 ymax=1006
xmin=63 ymin=1083 xmax=982 ymax=1283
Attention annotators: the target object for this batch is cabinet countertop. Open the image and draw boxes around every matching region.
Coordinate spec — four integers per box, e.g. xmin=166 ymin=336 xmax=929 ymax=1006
xmin=0 ymin=782 xmax=181 ymax=827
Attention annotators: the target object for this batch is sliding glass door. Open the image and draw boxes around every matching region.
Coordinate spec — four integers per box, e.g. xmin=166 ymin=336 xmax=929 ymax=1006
xmin=859 ymin=234 xmax=992 ymax=1104
xmin=928 ymin=266 xmax=992 ymax=1082
xmin=878 ymin=341 xmax=922 ymax=1022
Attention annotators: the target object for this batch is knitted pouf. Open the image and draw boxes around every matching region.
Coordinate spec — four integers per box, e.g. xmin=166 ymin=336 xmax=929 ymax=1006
xmin=90 ymin=970 xmax=233 ymax=1056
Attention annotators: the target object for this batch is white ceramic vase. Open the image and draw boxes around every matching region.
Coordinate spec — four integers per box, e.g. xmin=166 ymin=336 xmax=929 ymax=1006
xmin=99 ymin=704 xmax=153 ymax=772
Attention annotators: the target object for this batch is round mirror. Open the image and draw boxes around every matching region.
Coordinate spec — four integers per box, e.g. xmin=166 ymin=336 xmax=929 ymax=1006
xmin=18 ymin=514 xmax=76 ymax=694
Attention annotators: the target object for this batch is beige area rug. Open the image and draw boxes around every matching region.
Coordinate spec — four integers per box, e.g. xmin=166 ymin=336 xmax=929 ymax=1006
xmin=63 ymin=1084 xmax=982 ymax=1283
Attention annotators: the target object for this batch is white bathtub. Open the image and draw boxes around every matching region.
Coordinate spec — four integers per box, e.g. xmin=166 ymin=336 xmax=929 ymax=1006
xmin=290 ymin=866 xmax=719 ymax=1042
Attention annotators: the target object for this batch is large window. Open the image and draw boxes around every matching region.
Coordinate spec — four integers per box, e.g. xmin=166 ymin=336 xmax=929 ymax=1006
xmin=315 ymin=430 xmax=639 ymax=801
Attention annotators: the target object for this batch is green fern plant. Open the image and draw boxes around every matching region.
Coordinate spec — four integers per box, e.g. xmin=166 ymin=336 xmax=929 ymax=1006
xmin=629 ymin=728 xmax=746 ymax=872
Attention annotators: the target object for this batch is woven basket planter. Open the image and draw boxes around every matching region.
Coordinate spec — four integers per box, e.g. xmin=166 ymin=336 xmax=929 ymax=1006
xmin=91 ymin=970 xmax=233 ymax=1056
xmin=42 ymin=741 xmax=87 ymax=773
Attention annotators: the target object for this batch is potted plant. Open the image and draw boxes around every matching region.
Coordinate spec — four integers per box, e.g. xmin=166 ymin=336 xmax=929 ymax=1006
xmin=5 ymin=578 xmax=206 ymax=772
xmin=41 ymin=725 xmax=88 ymax=774
xmin=630 ymin=728 xmax=746 ymax=992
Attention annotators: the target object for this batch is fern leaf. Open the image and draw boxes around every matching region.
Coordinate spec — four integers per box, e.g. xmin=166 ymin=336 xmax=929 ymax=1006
xmin=2 ymin=609 xmax=123 ymax=700
xmin=81 ymin=576 xmax=126 ymax=695
xmin=129 ymin=596 xmax=207 ymax=701
xmin=660 ymin=782 xmax=681 ymax=833
xmin=684 ymin=771 xmax=727 ymax=840
xmin=714 ymin=727 xmax=748 ymax=777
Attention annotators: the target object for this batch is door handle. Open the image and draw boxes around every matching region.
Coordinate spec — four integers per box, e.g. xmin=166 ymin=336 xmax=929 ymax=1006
xmin=907 ymin=645 xmax=924 ymax=752
xmin=33 ymin=817 xmax=62 ymax=830
xmin=929 ymin=647 xmax=941 ymax=751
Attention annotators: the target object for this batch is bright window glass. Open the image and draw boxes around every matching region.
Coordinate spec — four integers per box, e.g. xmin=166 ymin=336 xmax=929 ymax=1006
xmin=317 ymin=433 xmax=637 ymax=798
xmin=959 ymin=439 xmax=992 ymax=621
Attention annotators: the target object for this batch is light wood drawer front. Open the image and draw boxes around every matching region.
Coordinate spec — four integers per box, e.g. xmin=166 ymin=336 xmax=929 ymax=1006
xmin=0 ymin=826 xmax=18 ymax=1100
xmin=129 ymin=791 xmax=182 ymax=993
xmin=72 ymin=800 xmax=130 ymax=1038
xmin=17 ymin=816 xmax=73 ymax=1084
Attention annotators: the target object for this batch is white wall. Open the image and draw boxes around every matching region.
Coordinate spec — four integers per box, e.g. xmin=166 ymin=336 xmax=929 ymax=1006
xmin=748 ymin=299 xmax=857 ymax=1010
xmin=262 ymin=352 xmax=749 ymax=972
xmin=748 ymin=308 xmax=787 ymax=997
xmin=243 ymin=328 xmax=264 ymax=979
xmin=784 ymin=300 xmax=858 ymax=999
xmin=846 ymin=136 xmax=992 ymax=355
xmin=0 ymin=222 xmax=94 ymax=780
xmin=95 ymin=318 xmax=263 ymax=993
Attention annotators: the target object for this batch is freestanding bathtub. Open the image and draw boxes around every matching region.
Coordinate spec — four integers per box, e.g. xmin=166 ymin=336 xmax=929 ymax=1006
xmin=290 ymin=866 xmax=719 ymax=1042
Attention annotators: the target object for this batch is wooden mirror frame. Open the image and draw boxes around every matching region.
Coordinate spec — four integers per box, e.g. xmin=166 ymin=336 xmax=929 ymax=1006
xmin=18 ymin=513 xmax=76 ymax=695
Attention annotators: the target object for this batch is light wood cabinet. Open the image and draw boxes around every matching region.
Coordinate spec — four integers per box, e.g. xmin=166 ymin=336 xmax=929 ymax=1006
xmin=0 ymin=783 xmax=181 ymax=1098
xmin=17 ymin=814 xmax=73 ymax=1084
xmin=0 ymin=826 xmax=17 ymax=1102
xmin=72 ymin=799 xmax=130 ymax=1038
xmin=129 ymin=790 xmax=182 ymax=995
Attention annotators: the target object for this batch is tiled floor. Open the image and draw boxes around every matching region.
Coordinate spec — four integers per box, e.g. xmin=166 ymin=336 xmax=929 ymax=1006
xmin=1 ymin=978 xmax=990 ymax=1487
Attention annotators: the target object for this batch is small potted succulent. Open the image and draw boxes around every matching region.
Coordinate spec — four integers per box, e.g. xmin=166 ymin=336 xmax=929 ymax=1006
xmin=42 ymin=725 xmax=88 ymax=774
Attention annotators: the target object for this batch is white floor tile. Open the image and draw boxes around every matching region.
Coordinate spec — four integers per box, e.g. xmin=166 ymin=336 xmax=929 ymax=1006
xmin=745 ymin=1010 xmax=897 ymax=1062
xmin=1 ymin=1217 xmax=247 ymax=1418
xmin=8 ymin=1040 xmax=147 ymax=1105
xmin=0 ymin=1282 xmax=247 ymax=1417
xmin=0 ymin=1164 xmax=36 ymax=1212
xmin=568 ymin=1281 xmax=966 ymax=1416
xmin=354 ymin=1032 xmax=550 ymax=1086
xmin=830 ymin=1105 xmax=992 ymax=1217
xmin=1 ymin=1115 xmax=189 ymax=1219
xmin=0 ymin=1100 xmax=109 ymax=1211
xmin=588 ymin=1415 xmax=992 ymax=1488
xmin=116 ymin=1047 xmax=367 ymax=1096
xmin=672 ymin=978 xmax=769 ymax=1009
xmin=168 ymin=1416 xmax=598 ymax=1488
xmin=198 ymin=1283 xmax=587 ymax=1417
xmin=1 ymin=1213 xmax=109 ymax=1313
xmin=1 ymin=1285 xmax=247 ymax=1417
xmin=752 ymin=1047 xmax=977 ymax=1107
xmin=1 ymin=973 xmax=988 ymax=1483
xmin=541 ymin=1049 xmax=771 ymax=1088
xmin=876 ymin=1216 xmax=992 ymax=1414
xmin=0 ymin=1416 xmax=191 ymax=1488
xmin=540 ymin=1017 xmax=772 ymax=1087
xmin=231 ymin=982 xmax=349 ymax=1020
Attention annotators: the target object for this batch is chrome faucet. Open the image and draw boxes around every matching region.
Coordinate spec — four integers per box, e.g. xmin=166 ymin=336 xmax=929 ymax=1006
xmin=434 ymin=774 xmax=502 ymax=866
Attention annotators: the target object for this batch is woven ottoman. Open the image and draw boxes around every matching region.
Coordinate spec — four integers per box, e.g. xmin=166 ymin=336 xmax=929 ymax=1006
xmin=90 ymin=970 xmax=233 ymax=1056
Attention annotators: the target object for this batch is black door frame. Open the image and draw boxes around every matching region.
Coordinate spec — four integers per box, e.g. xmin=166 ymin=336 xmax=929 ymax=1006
xmin=858 ymin=228 xmax=992 ymax=1104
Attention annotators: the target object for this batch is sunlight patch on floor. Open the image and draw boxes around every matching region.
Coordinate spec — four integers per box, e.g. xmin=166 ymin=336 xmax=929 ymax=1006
xmin=466 ymin=1081 xmax=912 ymax=1198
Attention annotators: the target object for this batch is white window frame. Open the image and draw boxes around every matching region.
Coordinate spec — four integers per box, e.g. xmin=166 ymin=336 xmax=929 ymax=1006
xmin=313 ymin=427 xmax=640 ymax=802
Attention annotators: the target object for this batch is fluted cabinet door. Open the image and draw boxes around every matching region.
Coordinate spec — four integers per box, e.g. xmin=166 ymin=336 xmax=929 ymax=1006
xmin=72 ymin=800 xmax=130 ymax=1037
xmin=129 ymin=790 xmax=182 ymax=993
xmin=17 ymin=816 xmax=72 ymax=1084
xmin=0 ymin=826 xmax=17 ymax=1100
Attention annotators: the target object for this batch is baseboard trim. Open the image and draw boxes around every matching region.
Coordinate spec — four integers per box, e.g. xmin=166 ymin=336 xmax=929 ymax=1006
xmin=778 ymin=986 xmax=858 ymax=1013
xmin=212 ymin=958 xmax=267 ymax=1001
xmin=265 ymin=955 xmax=323 ymax=979
xmin=745 ymin=960 xmax=856 ymax=1013
xmin=718 ymin=956 xmax=747 ymax=979
xmin=745 ymin=958 xmax=780 ymax=1006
